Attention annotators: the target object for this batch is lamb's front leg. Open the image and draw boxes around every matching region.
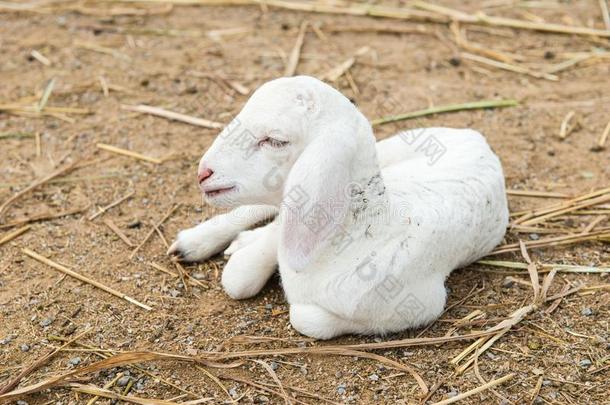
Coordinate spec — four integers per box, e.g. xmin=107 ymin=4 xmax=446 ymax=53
xmin=221 ymin=221 xmax=279 ymax=299
xmin=168 ymin=205 xmax=277 ymax=262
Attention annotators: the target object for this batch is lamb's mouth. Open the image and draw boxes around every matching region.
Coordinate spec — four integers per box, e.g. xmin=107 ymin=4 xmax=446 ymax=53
xmin=203 ymin=186 xmax=236 ymax=198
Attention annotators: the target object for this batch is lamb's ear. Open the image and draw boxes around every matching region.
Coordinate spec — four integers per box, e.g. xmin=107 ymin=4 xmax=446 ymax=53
xmin=279 ymin=132 xmax=355 ymax=271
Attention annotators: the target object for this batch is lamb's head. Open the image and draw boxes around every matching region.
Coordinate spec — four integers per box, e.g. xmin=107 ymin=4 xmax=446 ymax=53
xmin=197 ymin=76 xmax=343 ymax=208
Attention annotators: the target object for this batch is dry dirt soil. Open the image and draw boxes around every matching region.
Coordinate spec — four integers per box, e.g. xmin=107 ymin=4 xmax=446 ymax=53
xmin=0 ymin=1 xmax=609 ymax=404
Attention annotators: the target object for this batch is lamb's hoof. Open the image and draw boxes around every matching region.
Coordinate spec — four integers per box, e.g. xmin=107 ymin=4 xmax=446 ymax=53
xmin=167 ymin=227 xmax=224 ymax=262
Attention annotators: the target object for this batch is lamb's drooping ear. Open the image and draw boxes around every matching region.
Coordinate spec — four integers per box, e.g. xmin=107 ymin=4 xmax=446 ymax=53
xmin=279 ymin=130 xmax=356 ymax=271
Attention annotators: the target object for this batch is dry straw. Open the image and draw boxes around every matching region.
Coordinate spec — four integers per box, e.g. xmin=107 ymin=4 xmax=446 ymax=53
xmin=371 ymin=99 xmax=518 ymax=126
xmin=112 ymin=0 xmax=610 ymax=37
xmin=0 ymin=225 xmax=31 ymax=247
xmin=284 ymin=20 xmax=309 ymax=77
xmin=122 ymin=104 xmax=224 ymax=129
xmin=97 ymin=143 xmax=162 ymax=164
xmin=23 ymin=248 xmax=152 ymax=311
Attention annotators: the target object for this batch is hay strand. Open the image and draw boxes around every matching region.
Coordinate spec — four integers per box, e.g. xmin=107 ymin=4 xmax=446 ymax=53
xmin=371 ymin=99 xmax=518 ymax=126
xmin=0 ymin=225 xmax=31 ymax=247
xmin=22 ymin=248 xmax=152 ymax=311
xmin=0 ymin=160 xmax=79 ymax=219
xmin=121 ymin=104 xmax=223 ymax=129
xmin=284 ymin=20 xmax=308 ymax=77
xmin=430 ymin=373 xmax=514 ymax=404
xmin=89 ymin=190 xmax=135 ymax=220
xmin=97 ymin=143 xmax=162 ymax=164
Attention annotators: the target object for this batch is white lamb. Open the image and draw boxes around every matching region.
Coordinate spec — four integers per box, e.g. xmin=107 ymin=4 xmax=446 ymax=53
xmin=168 ymin=76 xmax=508 ymax=339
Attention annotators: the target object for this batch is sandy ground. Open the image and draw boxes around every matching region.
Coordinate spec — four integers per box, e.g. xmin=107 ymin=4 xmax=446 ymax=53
xmin=0 ymin=1 xmax=609 ymax=404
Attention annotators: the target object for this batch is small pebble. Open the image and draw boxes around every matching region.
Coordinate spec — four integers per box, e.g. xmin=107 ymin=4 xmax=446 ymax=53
xmin=270 ymin=361 xmax=279 ymax=371
xmin=16 ymin=401 xmax=29 ymax=405
xmin=117 ymin=376 xmax=131 ymax=387
xmin=20 ymin=344 xmax=30 ymax=352
xmin=228 ymin=387 xmax=238 ymax=398
xmin=581 ymin=308 xmax=593 ymax=316
xmin=502 ymin=277 xmax=515 ymax=288
xmin=69 ymin=357 xmax=81 ymax=366
xmin=579 ymin=359 xmax=592 ymax=368
xmin=135 ymin=379 xmax=146 ymax=391
xmin=255 ymin=395 xmax=269 ymax=403
xmin=447 ymin=390 xmax=459 ymax=398
xmin=368 ymin=373 xmax=379 ymax=381
xmin=39 ymin=318 xmax=54 ymax=327
xmin=448 ymin=57 xmax=461 ymax=66
xmin=529 ymin=233 xmax=540 ymax=240
xmin=337 ymin=383 xmax=347 ymax=395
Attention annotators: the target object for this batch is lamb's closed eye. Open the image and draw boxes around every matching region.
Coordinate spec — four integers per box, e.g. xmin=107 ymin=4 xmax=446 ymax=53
xmin=258 ymin=137 xmax=289 ymax=148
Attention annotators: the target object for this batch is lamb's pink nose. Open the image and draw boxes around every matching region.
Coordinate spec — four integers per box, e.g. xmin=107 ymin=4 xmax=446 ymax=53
xmin=198 ymin=168 xmax=213 ymax=184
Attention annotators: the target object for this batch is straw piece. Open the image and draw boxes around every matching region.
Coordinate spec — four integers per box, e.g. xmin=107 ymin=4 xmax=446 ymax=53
xmin=0 ymin=206 xmax=88 ymax=230
xmin=431 ymin=373 xmax=514 ymax=405
xmin=0 ymin=131 xmax=34 ymax=140
xmin=592 ymin=120 xmax=610 ymax=151
xmin=102 ymin=219 xmax=134 ymax=247
xmin=220 ymin=375 xmax=306 ymax=405
xmin=326 ymin=24 xmax=430 ymax=35
xmin=490 ymin=229 xmax=610 ymax=254
xmin=559 ymin=110 xmax=576 ymax=139
xmin=476 ymin=260 xmax=610 ymax=274
xmin=23 ymin=248 xmax=152 ymax=311
xmin=70 ymin=383 xmax=181 ymax=405
xmin=284 ymin=20 xmax=309 ymax=77
xmin=450 ymin=22 xmax=519 ymax=64
xmin=30 ymin=50 xmax=51 ymax=66
xmin=320 ymin=46 xmax=369 ymax=81
xmin=582 ymin=215 xmax=607 ymax=234
xmin=546 ymin=53 xmax=592 ymax=74
xmin=108 ymin=0 xmax=610 ymax=37
xmin=89 ymin=190 xmax=135 ymax=220
xmin=195 ymin=365 xmax=233 ymax=402
xmin=371 ymin=99 xmax=518 ymax=126
xmin=86 ymin=373 xmax=123 ymax=405
xmin=0 ymin=328 xmax=91 ymax=395
xmin=253 ymin=360 xmax=290 ymax=404
xmin=521 ymin=193 xmax=610 ymax=226
xmin=0 ymin=160 xmax=78 ymax=219
xmin=412 ymin=0 xmax=610 ymax=37
xmin=74 ymin=40 xmax=130 ymax=60
xmin=0 ymin=225 xmax=31 ymax=247
xmin=461 ymin=52 xmax=558 ymax=81
xmin=149 ymin=262 xmax=179 ymax=277
xmin=513 ymin=187 xmax=610 ymax=224
xmin=506 ymin=189 xmax=569 ymax=198
xmin=98 ymin=76 xmax=109 ymax=97
xmin=519 ymin=241 xmax=540 ymax=302
xmin=600 ymin=0 xmax=610 ymax=30
xmin=96 ymin=143 xmax=162 ymax=164
xmin=130 ymin=204 xmax=180 ymax=258
xmin=121 ymin=104 xmax=223 ymax=129
xmin=37 ymin=78 xmax=56 ymax=112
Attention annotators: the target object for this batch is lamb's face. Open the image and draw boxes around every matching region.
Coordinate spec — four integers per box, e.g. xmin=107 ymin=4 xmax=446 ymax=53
xmin=197 ymin=77 xmax=318 ymax=208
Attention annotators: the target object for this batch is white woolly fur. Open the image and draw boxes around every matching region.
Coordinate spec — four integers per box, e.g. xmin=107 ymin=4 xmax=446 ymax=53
xmin=168 ymin=76 xmax=508 ymax=339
